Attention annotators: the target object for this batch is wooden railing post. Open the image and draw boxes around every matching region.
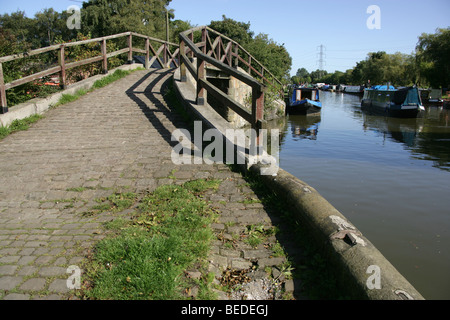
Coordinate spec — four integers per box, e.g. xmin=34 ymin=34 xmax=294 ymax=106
xmin=0 ymin=62 xmax=7 ymax=114
xmin=145 ymin=38 xmax=150 ymax=69
xmin=252 ymin=86 xmax=265 ymax=144
xmin=163 ymin=43 xmax=167 ymax=68
xmin=216 ymin=37 xmax=221 ymax=61
xmin=248 ymin=56 xmax=252 ymax=74
xmin=234 ymin=44 xmax=239 ymax=68
xmin=101 ymin=38 xmax=108 ymax=74
xmin=197 ymin=57 xmax=206 ymax=105
xmin=202 ymin=27 xmax=207 ymax=54
xmin=188 ymin=32 xmax=194 ymax=59
xmin=180 ymin=40 xmax=187 ymax=82
xmin=58 ymin=45 xmax=66 ymax=90
xmin=127 ymin=33 xmax=133 ymax=64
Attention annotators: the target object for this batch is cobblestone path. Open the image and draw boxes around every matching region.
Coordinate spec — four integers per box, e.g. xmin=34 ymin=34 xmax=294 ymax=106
xmin=0 ymin=69 xmax=303 ymax=300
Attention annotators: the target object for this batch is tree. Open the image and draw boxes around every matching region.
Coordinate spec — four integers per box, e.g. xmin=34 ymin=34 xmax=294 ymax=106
xmin=35 ymin=8 xmax=66 ymax=46
xmin=169 ymin=19 xmax=193 ymax=43
xmin=0 ymin=11 xmax=38 ymax=48
xmin=245 ymin=33 xmax=292 ymax=81
xmin=296 ymin=68 xmax=309 ymax=79
xmin=208 ymin=15 xmax=254 ymax=46
xmin=82 ymin=0 xmax=172 ymax=38
xmin=309 ymin=69 xmax=327 ymax=83
xmin=416 ymin=28 xmax=450 ymax=88
xmin=208 ymin=16 xmax=291 ymax=82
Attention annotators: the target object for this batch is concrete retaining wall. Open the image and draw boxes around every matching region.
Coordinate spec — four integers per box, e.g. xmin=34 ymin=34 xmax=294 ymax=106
xmin=0 ymin=63 xmax=143 ymax=128
xmin=172 ymin=68 xmax=425 ymax=300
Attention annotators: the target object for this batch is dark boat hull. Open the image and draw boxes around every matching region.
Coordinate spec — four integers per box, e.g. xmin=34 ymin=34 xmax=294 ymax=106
xmin=361 ymin=100 xmax=423 ymax=118
xmin=288 ymin=99 xmax=322 ymax=115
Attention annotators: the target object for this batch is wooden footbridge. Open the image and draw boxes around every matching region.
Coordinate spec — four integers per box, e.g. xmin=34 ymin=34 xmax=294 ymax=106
xmin=0 ymin=27 xmax=284 ymax=134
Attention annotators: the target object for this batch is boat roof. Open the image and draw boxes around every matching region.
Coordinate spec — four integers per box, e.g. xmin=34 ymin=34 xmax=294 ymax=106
xmin=368 ymin=85 xmax=396 ymax=91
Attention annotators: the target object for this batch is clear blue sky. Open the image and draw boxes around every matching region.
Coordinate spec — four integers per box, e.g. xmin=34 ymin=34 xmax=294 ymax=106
xmin=1 ymin=0 xmax=449 ymax=76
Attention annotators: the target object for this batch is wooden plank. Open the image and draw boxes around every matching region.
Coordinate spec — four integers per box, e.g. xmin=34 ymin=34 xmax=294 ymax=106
xmin=145 ymin=38 xmax=150 ymax=69
xmin=5 ymin=66 xmax=61 ymax=90
xmin=101 ymin=39 xmax=108 ymax=73
xmin=131 ymin=32 xmax=179 ymax=47
xmin=197 ymin=58 xmax=206 ymax=105
xmin=206 ymin=34 xmax=219 ymax=60
xmin=127 ymin=34 xmax=133 ymax=62
xmin=180 ymin=41 xmax=187 ymax=81
xmin=0 ymin=62 xmax=7 ymax=110
xmin=64 ymin=32 xmax=130 ymax=47
xmin=167 ymin=48 xmax=179 ymax=68
xmin=199 ymin=78 xmax=252 ymax=123
xmin=106 ymin=48 xmax=129 ymax=58
xmin=132 ymin=48 xmax=147 ymax=54
xmin=65 ymin=56 xmax=103 ymax=70
xmin=148 ymin=44 xmax=165 ymax=69
xmin=252 ymin=86 xmax=264 ymax=124
xmin=58 ymin=45 xmax=66 ymax=89
xmin=181 ymin=54 xmax=197 ymax=80
xmin=179 ymin=33 xmax=264 ymax=91
xmin=0 ymin=45 xmax=60 ymax=63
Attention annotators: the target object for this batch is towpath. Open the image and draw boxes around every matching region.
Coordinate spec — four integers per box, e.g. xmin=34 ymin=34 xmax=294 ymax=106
xmin=0 ymin=69 xmax=305 ymax=300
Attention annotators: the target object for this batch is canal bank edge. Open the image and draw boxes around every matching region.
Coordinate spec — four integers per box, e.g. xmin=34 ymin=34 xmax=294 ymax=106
xmin=172 ymin=69 xmax=425 ymax=300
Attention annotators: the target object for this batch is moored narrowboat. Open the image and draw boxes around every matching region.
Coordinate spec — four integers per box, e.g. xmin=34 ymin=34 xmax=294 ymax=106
xmin=420 ymin=88 xmax=444 ymax=106
xmin=361 ymin=85 xmax=425 ymax=118
xmin=287 ymin=86 xmax=322 ymax=115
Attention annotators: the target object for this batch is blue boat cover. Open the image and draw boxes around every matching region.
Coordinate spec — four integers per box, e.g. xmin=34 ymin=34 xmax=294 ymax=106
xmin=372 ymin=85 xmax=396 ymax=91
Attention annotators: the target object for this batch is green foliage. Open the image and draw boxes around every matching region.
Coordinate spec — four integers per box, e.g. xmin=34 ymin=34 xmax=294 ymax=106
xmin=82 ymin=0 xmax=172 ymax=39
xmin=208 ymin=16 xmax=292 ymax=82
xmin=416 ymin=27 xmax=450 ymax=88
xmin=169 ymin=19 xmax=194 ymax=43
xmin=209 ymin=15 xmax=254 ymax=46
xmin=245 ymin=33 xmax=292 ymax=82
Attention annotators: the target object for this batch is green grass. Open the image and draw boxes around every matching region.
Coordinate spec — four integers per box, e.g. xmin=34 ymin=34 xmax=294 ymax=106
xmin=79 ymin=179 xmax=221 ymax=300
xmin=0 ymin=114 xmax=44 ymax=140
xmin=56 ymin=88 xmax=88 ymax=106
xmin=92 ymin=69 xmax=140 ymax=90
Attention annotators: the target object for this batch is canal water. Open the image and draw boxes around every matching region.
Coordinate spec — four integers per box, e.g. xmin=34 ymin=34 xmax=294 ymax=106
xmin=277 ymin=91 xmax=450 ymax=300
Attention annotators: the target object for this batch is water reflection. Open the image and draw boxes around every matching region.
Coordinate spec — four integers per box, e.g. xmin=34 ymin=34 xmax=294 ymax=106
xmin=289 ymin=114 xmax=321 ymax=141
xmin=361 ymin=106 xmax=450 ymax=171
xmin=278 ymin=91 xmax=450 ymax=299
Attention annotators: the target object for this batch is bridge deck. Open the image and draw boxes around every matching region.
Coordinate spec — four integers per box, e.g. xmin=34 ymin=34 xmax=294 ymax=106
xmin=0 ymin=69 xmax=303 ymax=300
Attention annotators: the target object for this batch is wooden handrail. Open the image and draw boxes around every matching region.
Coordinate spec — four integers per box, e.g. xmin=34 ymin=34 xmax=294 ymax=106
xmin=0 ymin=31 xmax=178 ymax=114
xmin=179 ymin=27 xmax=267 ymax=134
xmin=204 ymin=26 xmax=284 ymax=89
xmin=179 ymin=32 xmax=263 ymax=91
